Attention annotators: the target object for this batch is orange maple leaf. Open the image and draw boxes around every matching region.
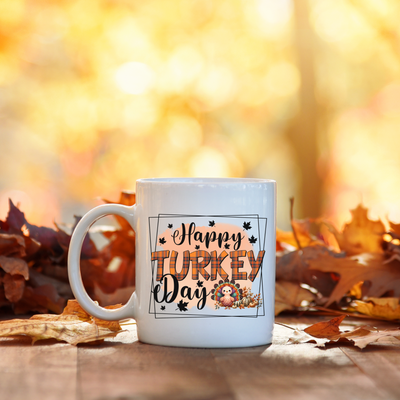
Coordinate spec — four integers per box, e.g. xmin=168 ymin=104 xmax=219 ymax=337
xmin=325 ymin=204 xmax=385 ymax=256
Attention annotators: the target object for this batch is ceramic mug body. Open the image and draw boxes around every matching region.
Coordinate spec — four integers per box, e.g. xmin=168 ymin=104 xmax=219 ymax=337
xmin=68 ymin=178 xmax=276 ymax=348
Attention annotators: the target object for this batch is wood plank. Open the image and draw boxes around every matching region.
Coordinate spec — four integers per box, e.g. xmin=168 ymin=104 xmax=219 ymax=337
xmin=0 ymin=314 xmax=399 ymax=400
xmin=277 ymin=313 xmax=400 ymax=399
xmin=209 ymin=321 xmax=389 ymax=400
xmin=77 ymin=325 xmax=233 ymax=400
xmin=0 ymin=338 xmax=77 ymax=400
xmin=342 ymin=346 xmax=400 ymax=400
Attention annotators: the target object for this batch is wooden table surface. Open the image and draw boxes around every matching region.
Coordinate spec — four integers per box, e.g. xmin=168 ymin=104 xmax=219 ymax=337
xmin=1 ymin=315 xmax=400 ymax=400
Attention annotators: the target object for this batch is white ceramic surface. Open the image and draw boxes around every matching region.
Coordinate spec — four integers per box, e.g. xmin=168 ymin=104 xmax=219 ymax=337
xmin=68 ymin=178 xmax=276 ymax=348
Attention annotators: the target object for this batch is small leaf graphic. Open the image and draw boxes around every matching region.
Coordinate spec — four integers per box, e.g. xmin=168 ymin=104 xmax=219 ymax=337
xmin=160 ymin=305 xmax=166 ymax=311
xmin=249 ymin=235 xmax=257 ymax=244
xmin=243 ymin=222 xmax=252 ymax=230
xmin=224 ymin=243 xmax=230 ymax=249
xmin=195 ymin=245 xmax=200 ymax=250
xmin=197 ymin=280 xmax=204 ymax=288
xmin=176 ymin=299 xmax=189 ymax=312
xmin=209 ymin=220 xmax=216 ymax=227
xmin=168 ymin=224 xmax=173 ymax=229
xmin=159 ymin=237 xmax=166 ymax=245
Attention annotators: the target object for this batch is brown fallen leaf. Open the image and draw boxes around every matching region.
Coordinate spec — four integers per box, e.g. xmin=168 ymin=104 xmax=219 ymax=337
xmin=276 ymin=245 xmax=341 ymax=297
xmin=304 ymin=315 xmax=346 ymax=338
xmin=287 ymin=329 xmax=328 ymax=346
xmin=353 ymin=297 xmax=400 ymax=320
xmin=275 ymin=280 xmax=315 ymax=315
xmin=0 ymin=255 xmax=29 ymax=279
xmin=308 ymin=253 xmax=400 ymax=306
xmin=14 ymin=284 xmax=67 ymax=314
xmin=0 ymin=300 xmax=125 ymax=345
xmin=3 ymin=273 xmax=25 ymax=303
xmin=290 ymin=315 xmax=400 ymax=349
xmin=0 ymin=233 xmax=27 ymax=258
xmin=325 ymin=204 xmax=385 ymax=256
xmin=388 ymin=221 xmax=400 ymax=238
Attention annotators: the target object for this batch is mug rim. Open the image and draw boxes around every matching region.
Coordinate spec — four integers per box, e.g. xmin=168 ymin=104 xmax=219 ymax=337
xmin=137 ymin=177 xmax=275 ymax=185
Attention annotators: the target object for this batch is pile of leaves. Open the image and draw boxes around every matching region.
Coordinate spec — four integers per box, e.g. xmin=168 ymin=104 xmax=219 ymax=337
xmin=0 ymin=192 xmax=136 ymax=315
xmin=276 ymin=200 xmax=400 ymax=321
xmin=2 ymin=192 xmax=400 ymax=326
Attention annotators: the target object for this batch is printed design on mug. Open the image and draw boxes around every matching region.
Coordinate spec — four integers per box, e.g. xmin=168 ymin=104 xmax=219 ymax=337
xmin=148 ymin=215 xmax=267 ymax=319
xmin=212 ymin=281 xmax=262 ymax=310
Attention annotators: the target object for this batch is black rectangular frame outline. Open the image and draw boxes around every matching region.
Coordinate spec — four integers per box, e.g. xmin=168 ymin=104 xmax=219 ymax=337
xmin=148 ymin=214 xmax=268 ymax=319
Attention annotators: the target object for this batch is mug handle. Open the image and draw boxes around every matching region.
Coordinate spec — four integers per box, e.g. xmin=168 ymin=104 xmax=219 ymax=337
xmin=68 ymin=203 xmax=136 ymax=320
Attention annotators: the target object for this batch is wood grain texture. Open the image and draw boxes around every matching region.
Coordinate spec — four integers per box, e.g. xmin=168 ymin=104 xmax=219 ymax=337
xmin=342 ymin=346 xmax=400 ymax=400
xmin=0 ymin=338 xmax=77 ymax=400
xmin=212 ymin=324 xmax=387 ymax=400
xmin=78 ymin=341 xmax=233 ymax=400
xmin=0 ymin=315 xmax=399 ymax=400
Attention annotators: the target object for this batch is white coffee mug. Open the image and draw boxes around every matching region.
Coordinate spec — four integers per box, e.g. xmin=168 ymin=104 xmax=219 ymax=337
xmin=68 ymin=178 xmax=276 ymax=348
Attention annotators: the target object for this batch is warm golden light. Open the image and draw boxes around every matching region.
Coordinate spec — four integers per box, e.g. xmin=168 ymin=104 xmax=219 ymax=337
xmin=189 ymin=147 xmax=230 ymax=177
xmin=0 ymin=0 xmax=399 ymax=229
xmin=115 ymin=62 xmax=155 ymax=95
xmin=257 ymin=0 xmax=293 ymax=26
xmin=266 ymin=62 xmax=300 ymax=97
xmin=167 ymin=116 xmax=203 ymax=150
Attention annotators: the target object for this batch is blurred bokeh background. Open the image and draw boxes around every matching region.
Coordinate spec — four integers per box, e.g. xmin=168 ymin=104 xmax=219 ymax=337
xmin=0 ymin=0 xmax=400 ymax=230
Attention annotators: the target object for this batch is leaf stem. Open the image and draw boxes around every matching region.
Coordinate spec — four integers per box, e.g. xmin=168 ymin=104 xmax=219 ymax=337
xmin=275 ymin=321 xmax=296 ymax=330
xmin=290 ymin=197 xmax=302 ymax=250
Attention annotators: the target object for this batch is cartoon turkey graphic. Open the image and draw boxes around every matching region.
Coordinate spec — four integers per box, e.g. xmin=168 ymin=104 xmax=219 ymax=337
xmin=211 ymin=280 xmax=241 ymax=308
xmin=220 ymin=285 xmax=235 ymax=307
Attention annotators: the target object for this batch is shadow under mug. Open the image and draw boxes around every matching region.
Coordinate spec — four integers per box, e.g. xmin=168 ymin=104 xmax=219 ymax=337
xmin=68 ymin=178 xmax=276 ymax=348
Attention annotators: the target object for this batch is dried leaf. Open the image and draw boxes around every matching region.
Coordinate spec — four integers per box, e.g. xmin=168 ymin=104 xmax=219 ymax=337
xmin=0 ymin=287 xmax=9 ymax=308
xmin=353 ymin=297 xmax=400 ymax=320
xmin=25 ymin=223 xmax=66 ymax=257
xmin=389 ymin=221 xmax=400 ymax=238
xmin=0 ymin=233 xmax=26 ymax=257
xmin=14 ymin=284 xmax=66 ymax=315
xmin=294 ymin=315 xmax=400 ymax=349
xmin=340 ymin=327 xmax=400 ymax=349
xmin=287 ymin=329 xmax=325 ymax=345
xmin=0 ymin=300 xmax=124 ymax=345
xmin=23 ymin=236 xmax=41 ymax=257
xmin=275 ymin=280 xmax=315 ymax=315
xmin=5 ymin=199 xmax=26 ymax=233
xmin=327 ymin=204 xmax=385 ymax=256
xmin=61 ymin=298 xmax=92 ymax=321
xmin=304 ymin=315 xmax=346 ymax=338
xmin=28 ymin=268 xmax=73 ymax=299
xmin=3 ymin=274 xmax=25 ymax=303
xmin=308 ymin=253 xmax=400 ymax=306
xmin=276 ymin=246 xmax=341 ymax=296
xmin=0 ymin=255 xmax=29 ymax=280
